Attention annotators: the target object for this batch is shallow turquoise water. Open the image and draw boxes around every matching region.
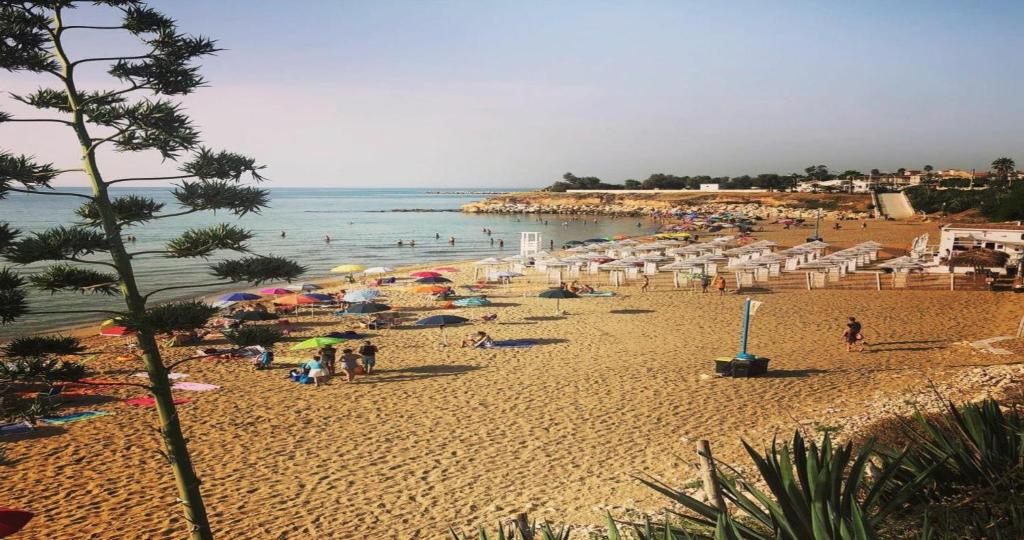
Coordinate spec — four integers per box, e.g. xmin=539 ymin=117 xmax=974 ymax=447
xmin=1 ymin=187 xmax=653 ymax=336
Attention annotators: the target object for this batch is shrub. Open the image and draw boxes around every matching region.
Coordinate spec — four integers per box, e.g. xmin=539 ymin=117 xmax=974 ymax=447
xmin=223 ymin=325 xmax=284 ymax=348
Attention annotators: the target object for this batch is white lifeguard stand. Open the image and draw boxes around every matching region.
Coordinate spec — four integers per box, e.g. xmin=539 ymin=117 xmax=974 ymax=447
xmin=520 ymin=232 xmax=541 ymax=257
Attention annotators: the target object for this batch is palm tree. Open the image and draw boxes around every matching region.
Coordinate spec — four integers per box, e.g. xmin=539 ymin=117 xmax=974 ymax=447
xmin=923 ymin=165 xmax=935 ymax=185
xmin=992 ymin=157 xmax=1016 ymax=182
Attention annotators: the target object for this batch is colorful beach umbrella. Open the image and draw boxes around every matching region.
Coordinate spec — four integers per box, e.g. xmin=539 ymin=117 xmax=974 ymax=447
xmin=415 ymin=315 xmax=469 ymax=327
xmin=343 ymin=289 xmax=380 ymax=302
xmin=259 ymin=288 xmax=292 ymax=295
xmin=338 ymin=302 xmax=390 ymax=315
xmin=218 ymin=292 xmax=262 ymax=302
xmin=288 ymin=283 xmax=322 ymax=292
xmin=410 ymin=271 xmax=442 ymax=278
xmin=414 ymin=276 xmax=452 ymax=284
xmin=100 ymin=326 xmax=134 ymax=337
xmin=0 ymin=508 xmax=33 ymax=537
xmin=290 ymin=336 xmax=348 ymax=350
xmin=413 ymin=285 xmax=449 ymax=294
xmin=331 ymin=264 xmax=366 ymax=274
xmin=273 ymin=294 xmax=319 ymax=305
xmin=302 ymin=293 xmax=334 ymax=302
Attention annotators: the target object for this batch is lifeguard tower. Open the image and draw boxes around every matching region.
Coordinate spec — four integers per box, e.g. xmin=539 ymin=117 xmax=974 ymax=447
xmin=520 ymin=232 xmax=541 ymax=257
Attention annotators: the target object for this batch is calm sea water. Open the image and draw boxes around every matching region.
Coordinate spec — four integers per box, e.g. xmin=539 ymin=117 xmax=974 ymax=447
xmin=2 ymin=187 xmax=654 ymax=336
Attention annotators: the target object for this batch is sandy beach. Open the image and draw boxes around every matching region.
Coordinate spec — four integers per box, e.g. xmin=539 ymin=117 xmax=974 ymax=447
xmin=4 ymin=219 xmax=1024 ymax=539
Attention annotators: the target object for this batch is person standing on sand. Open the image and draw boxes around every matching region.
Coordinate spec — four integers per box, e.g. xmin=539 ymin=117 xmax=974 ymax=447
xmin=714 ymin=275 xmax=726 ymax=295
xmin=641 ymin=274 xmax=650 ymax=292
xmin=340 ymin=348 xmax=360 ymax=382
xmin=843 ymin=317 xmax=865 ymax=352
xmin=318 ymin=345 xmax=336 ymax=376
xmin=358 ymin=340 xmax=378 ymax=375
xmin=701 ymin=274 xmax=711 ymax=293
xmin=305 ymin=357 xmax=326 ymax=387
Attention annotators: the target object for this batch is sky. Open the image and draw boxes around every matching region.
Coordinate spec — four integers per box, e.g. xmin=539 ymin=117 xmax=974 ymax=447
xmin=2 ymin=0 xmax=1022 ymax=188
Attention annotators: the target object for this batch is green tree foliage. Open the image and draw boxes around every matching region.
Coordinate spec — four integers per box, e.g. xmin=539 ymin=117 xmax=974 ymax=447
xmin=991 ymin=157 xmax=1017 ymax=182
xmin=0 ymin=3 xmax=307 ymax=538
xmin=223 ymin=325 xmax=284 ymax=348
xmin=906 ymin=184 xmax=1024 ymax=220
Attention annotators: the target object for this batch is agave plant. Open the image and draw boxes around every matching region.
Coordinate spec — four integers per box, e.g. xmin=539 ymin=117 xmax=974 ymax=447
xmin=449 ymin=520 xmax=571 ymax=540
xmin=634 ymin=431 xmax=932 ymax=540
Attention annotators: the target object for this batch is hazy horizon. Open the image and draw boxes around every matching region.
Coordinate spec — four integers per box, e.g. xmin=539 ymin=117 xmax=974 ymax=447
xmin=3 ymin=0 xmax=1022 ymax=189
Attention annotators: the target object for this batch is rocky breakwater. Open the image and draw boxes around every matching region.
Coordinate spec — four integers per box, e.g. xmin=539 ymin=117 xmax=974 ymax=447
xmin=462 ymin=191 xmax=873 ymax=220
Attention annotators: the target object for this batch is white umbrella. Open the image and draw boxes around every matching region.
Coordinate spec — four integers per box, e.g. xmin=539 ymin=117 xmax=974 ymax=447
xmin=364 ymin=266 xmax=395 ymax=275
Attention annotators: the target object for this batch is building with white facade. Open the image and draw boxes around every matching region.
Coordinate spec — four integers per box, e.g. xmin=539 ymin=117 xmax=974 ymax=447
xmin=936 ymin=222 xmax=1024 ymax=274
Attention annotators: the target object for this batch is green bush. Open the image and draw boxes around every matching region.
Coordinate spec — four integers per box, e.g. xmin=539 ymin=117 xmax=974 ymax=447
xmin=223 ymin=325 xmax=283 ymax=348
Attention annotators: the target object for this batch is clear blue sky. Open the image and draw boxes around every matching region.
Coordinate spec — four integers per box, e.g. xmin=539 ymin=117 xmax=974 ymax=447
xmin=4 ymin=0 xmax=1023 ymax=187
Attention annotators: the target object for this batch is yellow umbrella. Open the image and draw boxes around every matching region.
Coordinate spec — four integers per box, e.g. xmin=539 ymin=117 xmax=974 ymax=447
xmin=331 ymin=264 xmax=366 ymax=274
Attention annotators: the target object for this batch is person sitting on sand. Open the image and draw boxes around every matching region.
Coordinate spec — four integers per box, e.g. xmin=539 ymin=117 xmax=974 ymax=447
xmin=253 ymin=349 xmax=273 ymax=370
xmin=304 ymin=357 xmax=327 ymax=387
xmin=339 ymin=348 xmax=360 ymax=382
xmin=579 ymin=283 xmax=595 ymax=294
xmin=461 ymin=331 xmax=494 ymax=348
xmin=567 ymin=281 xmax=581 ymax=294
xmin=358 ymin=341 xmax=378 ymax=375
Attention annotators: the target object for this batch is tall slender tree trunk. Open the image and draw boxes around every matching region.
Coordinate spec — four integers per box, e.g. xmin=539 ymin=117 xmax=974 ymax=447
xmin=50 ymin=10 xmax=214 ymax=540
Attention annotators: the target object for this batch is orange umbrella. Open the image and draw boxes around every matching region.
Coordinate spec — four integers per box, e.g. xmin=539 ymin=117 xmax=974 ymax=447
xmin=413 ymin=285 xmax=448 ymax=294
xmin=273 ymin=294 xmax=319 ymax=305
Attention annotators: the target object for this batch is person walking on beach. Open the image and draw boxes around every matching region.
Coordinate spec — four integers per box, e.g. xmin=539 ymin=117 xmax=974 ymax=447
xmin=305 ymin=356 xmax=327 ymax=387
xmin=358 ymin=340 xmax=378 ymax=375
xmin=498 ymin=239 xmax=504 ymax=248
xmin=340 ymin=348 xmax=360 ymax=382
xmin=843 ymin=317 xmax=865 ymax=352
xmin=701 ymin=274 xmax=711 ymax=293
xmin=713 ymin=275 xmax=727 ymax=295
xmin=318 ymin=345 xmax=336 ymax=376
xmin=640 ymin=274 xmax=650 ymax=292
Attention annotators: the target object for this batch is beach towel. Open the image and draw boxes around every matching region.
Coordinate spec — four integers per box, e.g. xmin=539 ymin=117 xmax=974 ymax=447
xmin=579 ymin=291 xmax=615 ymax=297
xmin=0 ymin=422 xmax=33 ymax=435
xmin=41 ymin=411 xmax=110 ymax=425
xmin=486 ymin=339 xmax=538 ymax=349
xmin=171 ymin=382 xmax=220 ymax=392
xmin=133 ymin=372 xmax=188 ymax=380
xmin=124 ymin=397 xmax=192 ymax=407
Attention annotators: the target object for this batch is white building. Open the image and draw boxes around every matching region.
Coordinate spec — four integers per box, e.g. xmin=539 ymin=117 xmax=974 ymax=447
xmin=936 ymin=222 xmax=1024 ymax=274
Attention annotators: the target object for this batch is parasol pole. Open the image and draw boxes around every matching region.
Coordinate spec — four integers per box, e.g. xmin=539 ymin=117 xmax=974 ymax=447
xmin=737 ymin=297 xmax=755 ymax=360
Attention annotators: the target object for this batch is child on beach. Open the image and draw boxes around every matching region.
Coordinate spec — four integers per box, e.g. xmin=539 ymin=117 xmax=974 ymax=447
xmin=714 ymin=275 xmax=727 ymax=295
xmin=843 ymin=317 xmax=865 ymax=352
xmin=340 ymin=348 xmax=360 ymax=382
xmin=358 ymin=341 xmax=378 ymax=375
xmin=304 ymin=357 xmax=326 ymax=387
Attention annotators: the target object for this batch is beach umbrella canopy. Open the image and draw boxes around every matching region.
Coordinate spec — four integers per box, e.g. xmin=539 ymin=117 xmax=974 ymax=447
xmin=949 ymin=248 xmax=1009 ymax=268
xmin=339 ymin=302 xmax=390 ymax=315
xmin=415 ymin=315 xmax=469 ymax=326
xmin=288 ymin=283 xmax=322 ymax=292
xmin=410 ymin=271 xmax=442 ymax=278
xmin=538 ymin=288 xmax=577 ymax=313
xmin=496 ymin=271 xmax=524 ymax=278
xmin=259 ymin=287 xmax=292 ymax=295
xmin=364 ymin=266 xmax=395 ymax=275
xmin=99 ymin=318 xmax=119 ymax=328
xmin=0 ymin=508 xmax=33 ymax=537
xmin=413 ymin=285 xmax=449 ymax=294
xmin=228 ymin=311 xmax=279 ymax=321
xmin=273 ymin=294 xmax=319 ymax=305
xmin=100 ymin=326 xmax=134 ymax=337
xmin=290 ymin=336 xmax=347 ymax=350
xmin=343 ymin=289 xmax=380 ymax=302
xmin=331 ymin=264 xmax=366 ymax=274
xmin=432 ymin=267 xmax=459 ymax=273
xmin=414 ymin=276 xmax=452 ymax=284
xmin=218 ymin=292 xmax=261 ymax=302
xmin=453 ymin=297 xmax=491 ymax=307
xmin=302 ymin=293 xmax=335 ymax=302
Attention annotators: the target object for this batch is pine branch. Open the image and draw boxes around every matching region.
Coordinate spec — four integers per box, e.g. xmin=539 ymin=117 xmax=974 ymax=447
xmin=79 ymin=84 xmax=152 ymax=108
xmin=107 ymin=174 xmax=193 ymax=185
xmin=3 ymin=118 xmax=73 ymax=126
xmin=68 ymin=257 xmax=119 ymax=269
xmin=146 ymin=209 xmax=200 ymax=221
xmin=143 ymin=281 xmax=235 ymax=301
xmin=128 ymin=250 xmax=171 ymax=258
xmin=61 ymin=25 xmax=127 ymax=31
xmin=30 ymin=309 xmax=124 ymax=315
xmin=5 ymin=187 xmax=93 ymax=199
xmin=70 ymin=54 xmax=152 ymax=67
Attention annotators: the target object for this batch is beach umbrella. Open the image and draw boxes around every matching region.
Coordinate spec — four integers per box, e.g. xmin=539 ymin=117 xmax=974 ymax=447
xmin=259 ymin=287 xmax=292 ymax=295
xmin=331 ymin=264 xmax=366 ymax=274
xmin=302 ymin=293 xmax=335 ymax=302
xmin=949 ymin=248 xmax=1009 ymax=269
xmin=453 ymin=297 xmax=491 ymax=307
xmin=538 ymin=288 xmax=578 ymax=314
xmin=288 ymin=283 xmax=322 ymax=292
xmin=326 ymin=330 xmax=364 ymax=339
xmin=410 ymin=271 xmax=442 ymax=278
xmin=343 ymin=289 xmax=380 ymax=302
xmin=218 ymin=292 xmax=262 ymax=302
xmin=432 ymin=267 xmax=459 ymax=273
xmin=496 ymin=271 xmax=524 ymax=278
xmin=414 ymin=276 xmax=452 ymax=284
xmin=413 ymin=285 xmax=448 ymax=294
xmin=290 ymin=336 xmax=347 ymax=350
xmin=0 ymin=508 xmax=33 ymax=537
xmin=339 ymin=302 xmax=390 ymax=315
xmin=364 ymin=266 xmax=395 ymax=275
xmin=228 ymin=311 xmax=279 ymax=322
xmin=273 ymin=294 xmax=319 ymax=305
xmin=100 ymin=326 xmax=134 ymax=337
xmin=99 ymin=318 xmax=119 ymax=328
xmin=415 ymin=314 xmax=469 ymax=345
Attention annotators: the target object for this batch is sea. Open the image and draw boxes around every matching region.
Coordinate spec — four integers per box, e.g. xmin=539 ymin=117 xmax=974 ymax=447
xmin=1 ymin=187 xmax=655 ymax=336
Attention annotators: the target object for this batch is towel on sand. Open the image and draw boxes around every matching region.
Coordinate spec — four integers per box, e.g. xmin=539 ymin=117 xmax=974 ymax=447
xmin=133 ymin=372 xmax=188 ymax=380
xmin=171 ymin=382 xmax=219 ymax=392
xmin=41 ymin=411 xmax=110 ymax=425
xmin=486 ymin=339 xmax=537 ymax=349
xmin=124 ymin=397 xmax=192 ymax=407
xmin=0 ymin=421 xmax=33 ymax=434
xmin=579 ymin=291 xmax=615 ymax=297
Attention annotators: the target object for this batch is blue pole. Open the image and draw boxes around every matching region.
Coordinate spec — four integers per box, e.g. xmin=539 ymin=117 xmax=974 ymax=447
xmin=737 ymin=298 xmax=754 ymax=360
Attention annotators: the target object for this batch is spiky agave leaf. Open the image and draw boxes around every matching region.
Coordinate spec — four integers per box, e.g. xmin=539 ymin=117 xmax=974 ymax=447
xmin=124 ymin=300 xmax=218 ymax=334
xmin=3 ymin=226 xmax=110 ymax=264
xmin=121 ymin=5 xmax=174 ymax=34
xmin=8 ymin=87 xmax=71 ymax=113
xmin=210 ymin=256 xmax=305 ymax=285
xmin=0 ymin=6 xmax=58 ymax=73
xmin=0 ymin=151 xmax=59 ymax=198
xmin=173 ymin=180 xmax=269 ymax=216
xmin=76 ymin=194 xmax=165 ymax=227
xmin=111 ymin=100 xmax=199 ymax=159
xmin=29 ymin=263 xmax=120 ymax=295
xmin=0 ymin=356 xmax=88 ymax=383
xmin=181 ymin=147 xmax=266 ymax=182
xmin=1 ymin=335 xmax=86 ymax=358
xmin=166 ymin=224 xmax=252 ymax=258
xmin=0 ymin=267 xmax=28 ymax=324
xmin=0 ymin=222 xmax=20 ymax=253
xmin=109 ymin=27 xmax=219 ymax=96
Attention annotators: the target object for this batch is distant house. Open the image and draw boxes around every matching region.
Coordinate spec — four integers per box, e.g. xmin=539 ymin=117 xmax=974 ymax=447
xmin=936 ymin=222 xmax=1024 ymax=274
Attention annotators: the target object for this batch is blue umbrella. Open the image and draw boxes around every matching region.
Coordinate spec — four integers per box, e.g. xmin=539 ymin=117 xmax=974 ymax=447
xmin=414 ymin=276 xmax=452 ymax=284
xmin=219 ymin=292 xmax=262 ymax=302
xmin=344 ymin=289 xmax=380 ymax=303
xmin=337 ymin=302 xmax=390 ymax=315
xmin=303 ymin=293 xmax=334 ymax=302
xmin=453 ymin=297 xmax=491 ymax=307
xmin=415 ymin=315 xmax=469 ymax=326
xmin=538 ymin=288 xmax=578 ymax=313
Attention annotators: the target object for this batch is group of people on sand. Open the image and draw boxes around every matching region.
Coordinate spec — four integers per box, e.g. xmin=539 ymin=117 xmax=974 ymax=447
xmin=291 ymin=341 xmax=380 ymax=387
xmin=565 ymin=281 xmax=594 ymax=294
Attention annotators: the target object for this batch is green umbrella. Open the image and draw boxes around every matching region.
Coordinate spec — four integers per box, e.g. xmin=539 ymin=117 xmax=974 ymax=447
xmin=290 ymin=336 xmax=347 ymax=350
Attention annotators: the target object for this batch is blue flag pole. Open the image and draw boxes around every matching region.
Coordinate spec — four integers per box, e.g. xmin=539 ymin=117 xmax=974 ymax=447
xmin=737 ymin=297 xmax=755 ymax=360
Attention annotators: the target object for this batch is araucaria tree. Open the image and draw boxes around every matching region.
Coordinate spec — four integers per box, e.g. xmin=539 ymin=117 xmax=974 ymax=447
xmin=0 ymin=2 xmax=305 ymax=538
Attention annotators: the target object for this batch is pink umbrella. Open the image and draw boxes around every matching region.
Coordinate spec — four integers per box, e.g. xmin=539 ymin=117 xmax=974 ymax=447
xmin=259 ymin=288 xmax=292 ymax=295
xmin=410 ymin=271 xmax=442 ymax=278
